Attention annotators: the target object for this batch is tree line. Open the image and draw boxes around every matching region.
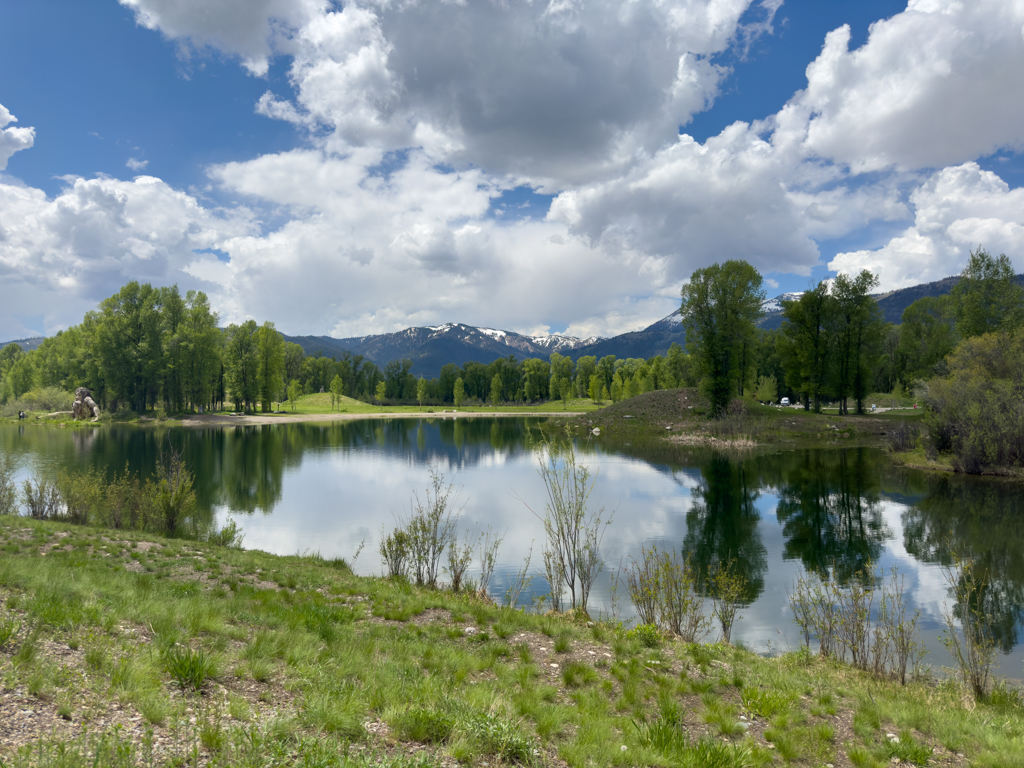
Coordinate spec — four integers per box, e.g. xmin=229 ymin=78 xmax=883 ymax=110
xmin=0 ymin=281 xmax=701 ymax=413
xmin=1 ymin=247 xmax=1020 ymax=417
xmin=682 ymin=248 xmax=1023 ymax=416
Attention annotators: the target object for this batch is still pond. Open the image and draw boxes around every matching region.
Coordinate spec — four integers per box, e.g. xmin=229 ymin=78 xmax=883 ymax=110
xmin=1 ymin=417 xmax=1022 ymax=673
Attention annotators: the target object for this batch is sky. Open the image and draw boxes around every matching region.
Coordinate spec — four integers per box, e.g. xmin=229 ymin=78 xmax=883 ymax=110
xmin=1 ymin=0 xmax=1023 ymax=342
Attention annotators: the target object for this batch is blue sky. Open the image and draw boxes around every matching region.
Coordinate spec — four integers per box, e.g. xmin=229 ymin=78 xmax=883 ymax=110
xmin=1 ymin=0 xmax=1023 ymax=341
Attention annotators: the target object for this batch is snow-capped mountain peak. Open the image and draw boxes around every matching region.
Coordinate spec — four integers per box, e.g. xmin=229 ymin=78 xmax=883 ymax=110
xmin=761 ymin=292 xmax=804 ymax=314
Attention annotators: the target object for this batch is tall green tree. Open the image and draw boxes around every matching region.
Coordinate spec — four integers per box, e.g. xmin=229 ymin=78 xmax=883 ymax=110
xmin=778 ymin=283 xmax=833 ymax=412
xmin=225 ymin=320 xmax=260 ymax=412
xmin=898 ymin=296 xmax=957 ymax=383
xmin=95 ymin=281 xmax=164 ymax=411
xmin=255 ymin=322 xmax=285 ymax=412
xmin=549 ymin=352 xmax=574 ymax=399
xmin=453 ymin=377 xmax=466 ymax=408
xmin=522 ymin=358 xmax=550 ymax=401
xmin=180 ymin=290 xmax=220 ymax=411
xmin=160 ymin=285 xmax=186 ymax=412
xmin=287 ymin=379 xmax=301 ymax=411
xmin=416 ymin=376 xmax=428 ymax=406
xmin=329 ymin=374 xmax=345 ymax=410
xmin=950 ymin=248 xmax=1024 ymax=338
xmin=681 ymin=260 xmax=765 ymax=415
xmin=830 ymin=271 xmax=884 ymax=414
xmin=490 ymin=373 xmax=503 ymax=408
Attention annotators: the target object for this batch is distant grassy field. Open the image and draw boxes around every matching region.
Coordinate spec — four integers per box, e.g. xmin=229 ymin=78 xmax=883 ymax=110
xmin=275 ymin=392 xmax=606 ymax=415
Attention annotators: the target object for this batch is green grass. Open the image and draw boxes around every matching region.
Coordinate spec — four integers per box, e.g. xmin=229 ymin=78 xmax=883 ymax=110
xmin=275 ymin=391 xmax=604 ymax=416
xmin=2 ymin=513 xmax=1024 ymax=768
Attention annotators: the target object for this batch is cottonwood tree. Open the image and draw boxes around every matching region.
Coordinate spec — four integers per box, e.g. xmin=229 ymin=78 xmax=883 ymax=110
xmin=255 ymin=322 xmax=285 ymax=413
xmin=681 ymin=260 xmax=765 ymax=415
xmin=951 ymin=248 xmax=1024 ymax=338
xmin=830 ymin=271 xmax=884 ymax=414
xmin=778 ymin=282 xmax=833 ymax=412
xmin=225 ymin=320 xmax=260 ymax=412
xmin=490 ymin=374 xmax=503 ymax=408
xmin=898 ymin=296 xmax=957 ymax=383
xmin=453 ymin=377 xmax=466 ymax=407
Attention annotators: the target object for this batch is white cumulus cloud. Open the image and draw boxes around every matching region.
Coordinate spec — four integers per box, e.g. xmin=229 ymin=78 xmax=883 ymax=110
xmin=0 ymin=103 xmax=35 ymax=172
xmin=829 ymin=162 xmax=1024 ymax=291
xmin=774 ymin=0 xmax=1024 ymax=173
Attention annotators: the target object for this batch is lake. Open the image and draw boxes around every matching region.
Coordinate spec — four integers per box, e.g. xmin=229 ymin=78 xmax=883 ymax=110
xmin=2 ymin=417 xmax=1022 ymax=672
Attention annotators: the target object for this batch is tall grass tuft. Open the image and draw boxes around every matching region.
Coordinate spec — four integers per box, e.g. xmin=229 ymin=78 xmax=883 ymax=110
xmin=164 ymin=645 xmax=216 ymax=691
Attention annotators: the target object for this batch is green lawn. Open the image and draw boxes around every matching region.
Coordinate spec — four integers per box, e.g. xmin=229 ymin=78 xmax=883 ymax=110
xmin=274 ymin=392 xmax=606 ymax=415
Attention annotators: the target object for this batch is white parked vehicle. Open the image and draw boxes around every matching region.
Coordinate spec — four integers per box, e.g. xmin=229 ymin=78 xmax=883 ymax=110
xmin=780 ymin=397 xmax=790 ymax=406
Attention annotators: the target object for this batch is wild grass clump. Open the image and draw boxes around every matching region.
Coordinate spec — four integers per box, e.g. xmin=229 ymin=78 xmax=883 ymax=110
xmin=393 ymin=707 xmax=456 ymax=743
xmin=0 ymin=615 xmax=20 ymax=647
xmin=164 ymin=645 xmax=216 ymax=691
xmin=632 ymin=718 xmax=754 ymax=768
xmin=459 ymin=713 xmax=535 ymax=764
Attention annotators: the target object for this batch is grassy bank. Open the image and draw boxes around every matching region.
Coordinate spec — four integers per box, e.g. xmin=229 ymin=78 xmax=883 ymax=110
xmin=568 ymin=389 xmax=927 ymax=452
xmin=1 ymin=392 xmax=601 ymax=428
xmin=271 ymin=393 xmax=602 ymax=416
xmin=1 ymin=515 xmax=1021 ymax=767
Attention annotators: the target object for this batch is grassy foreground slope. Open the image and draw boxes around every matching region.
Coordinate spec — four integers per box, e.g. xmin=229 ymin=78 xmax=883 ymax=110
xmin=1 ymin=515 xmax=1021 ymax=768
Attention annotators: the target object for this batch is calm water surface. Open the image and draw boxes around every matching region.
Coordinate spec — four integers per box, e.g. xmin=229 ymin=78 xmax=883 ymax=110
xmin=2 ymin=417 xmax=1022 ymax=672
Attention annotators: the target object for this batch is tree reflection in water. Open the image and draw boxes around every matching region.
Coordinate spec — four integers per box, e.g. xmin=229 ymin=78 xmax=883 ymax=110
xmin=902 ymin=473 xmax=1024 ymax=653
xmin=773 ymin=448 xmax=891 ymax=585
xmin=683 ymin=454 xmax=767 ymax=603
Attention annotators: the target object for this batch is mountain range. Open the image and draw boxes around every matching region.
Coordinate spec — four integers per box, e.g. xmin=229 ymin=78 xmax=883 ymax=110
xmin=4 ymin=274 xmax=1021 ymax=378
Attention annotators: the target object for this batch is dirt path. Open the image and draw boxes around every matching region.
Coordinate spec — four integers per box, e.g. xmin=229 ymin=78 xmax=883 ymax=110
xmin=182 ymin=410 xmax=584 ymax=427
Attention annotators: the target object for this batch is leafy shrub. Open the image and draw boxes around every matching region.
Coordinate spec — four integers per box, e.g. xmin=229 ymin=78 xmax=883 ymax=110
xmin=886 ymin=422 xmax=920 ymax=453
xmin=626 ymin=623 xmax=661 ymax=648
xmin=923 ymin=332 xmax=1024 ymax=473
xmin=624 ymin=545 xmax=710 ymax=641
xmin=0 ymin=453 xmax=17 ymax=516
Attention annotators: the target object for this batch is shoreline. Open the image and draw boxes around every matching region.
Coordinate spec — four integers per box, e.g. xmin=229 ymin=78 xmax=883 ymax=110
xmin=181 ymin=410 xmax=586 ymax=427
